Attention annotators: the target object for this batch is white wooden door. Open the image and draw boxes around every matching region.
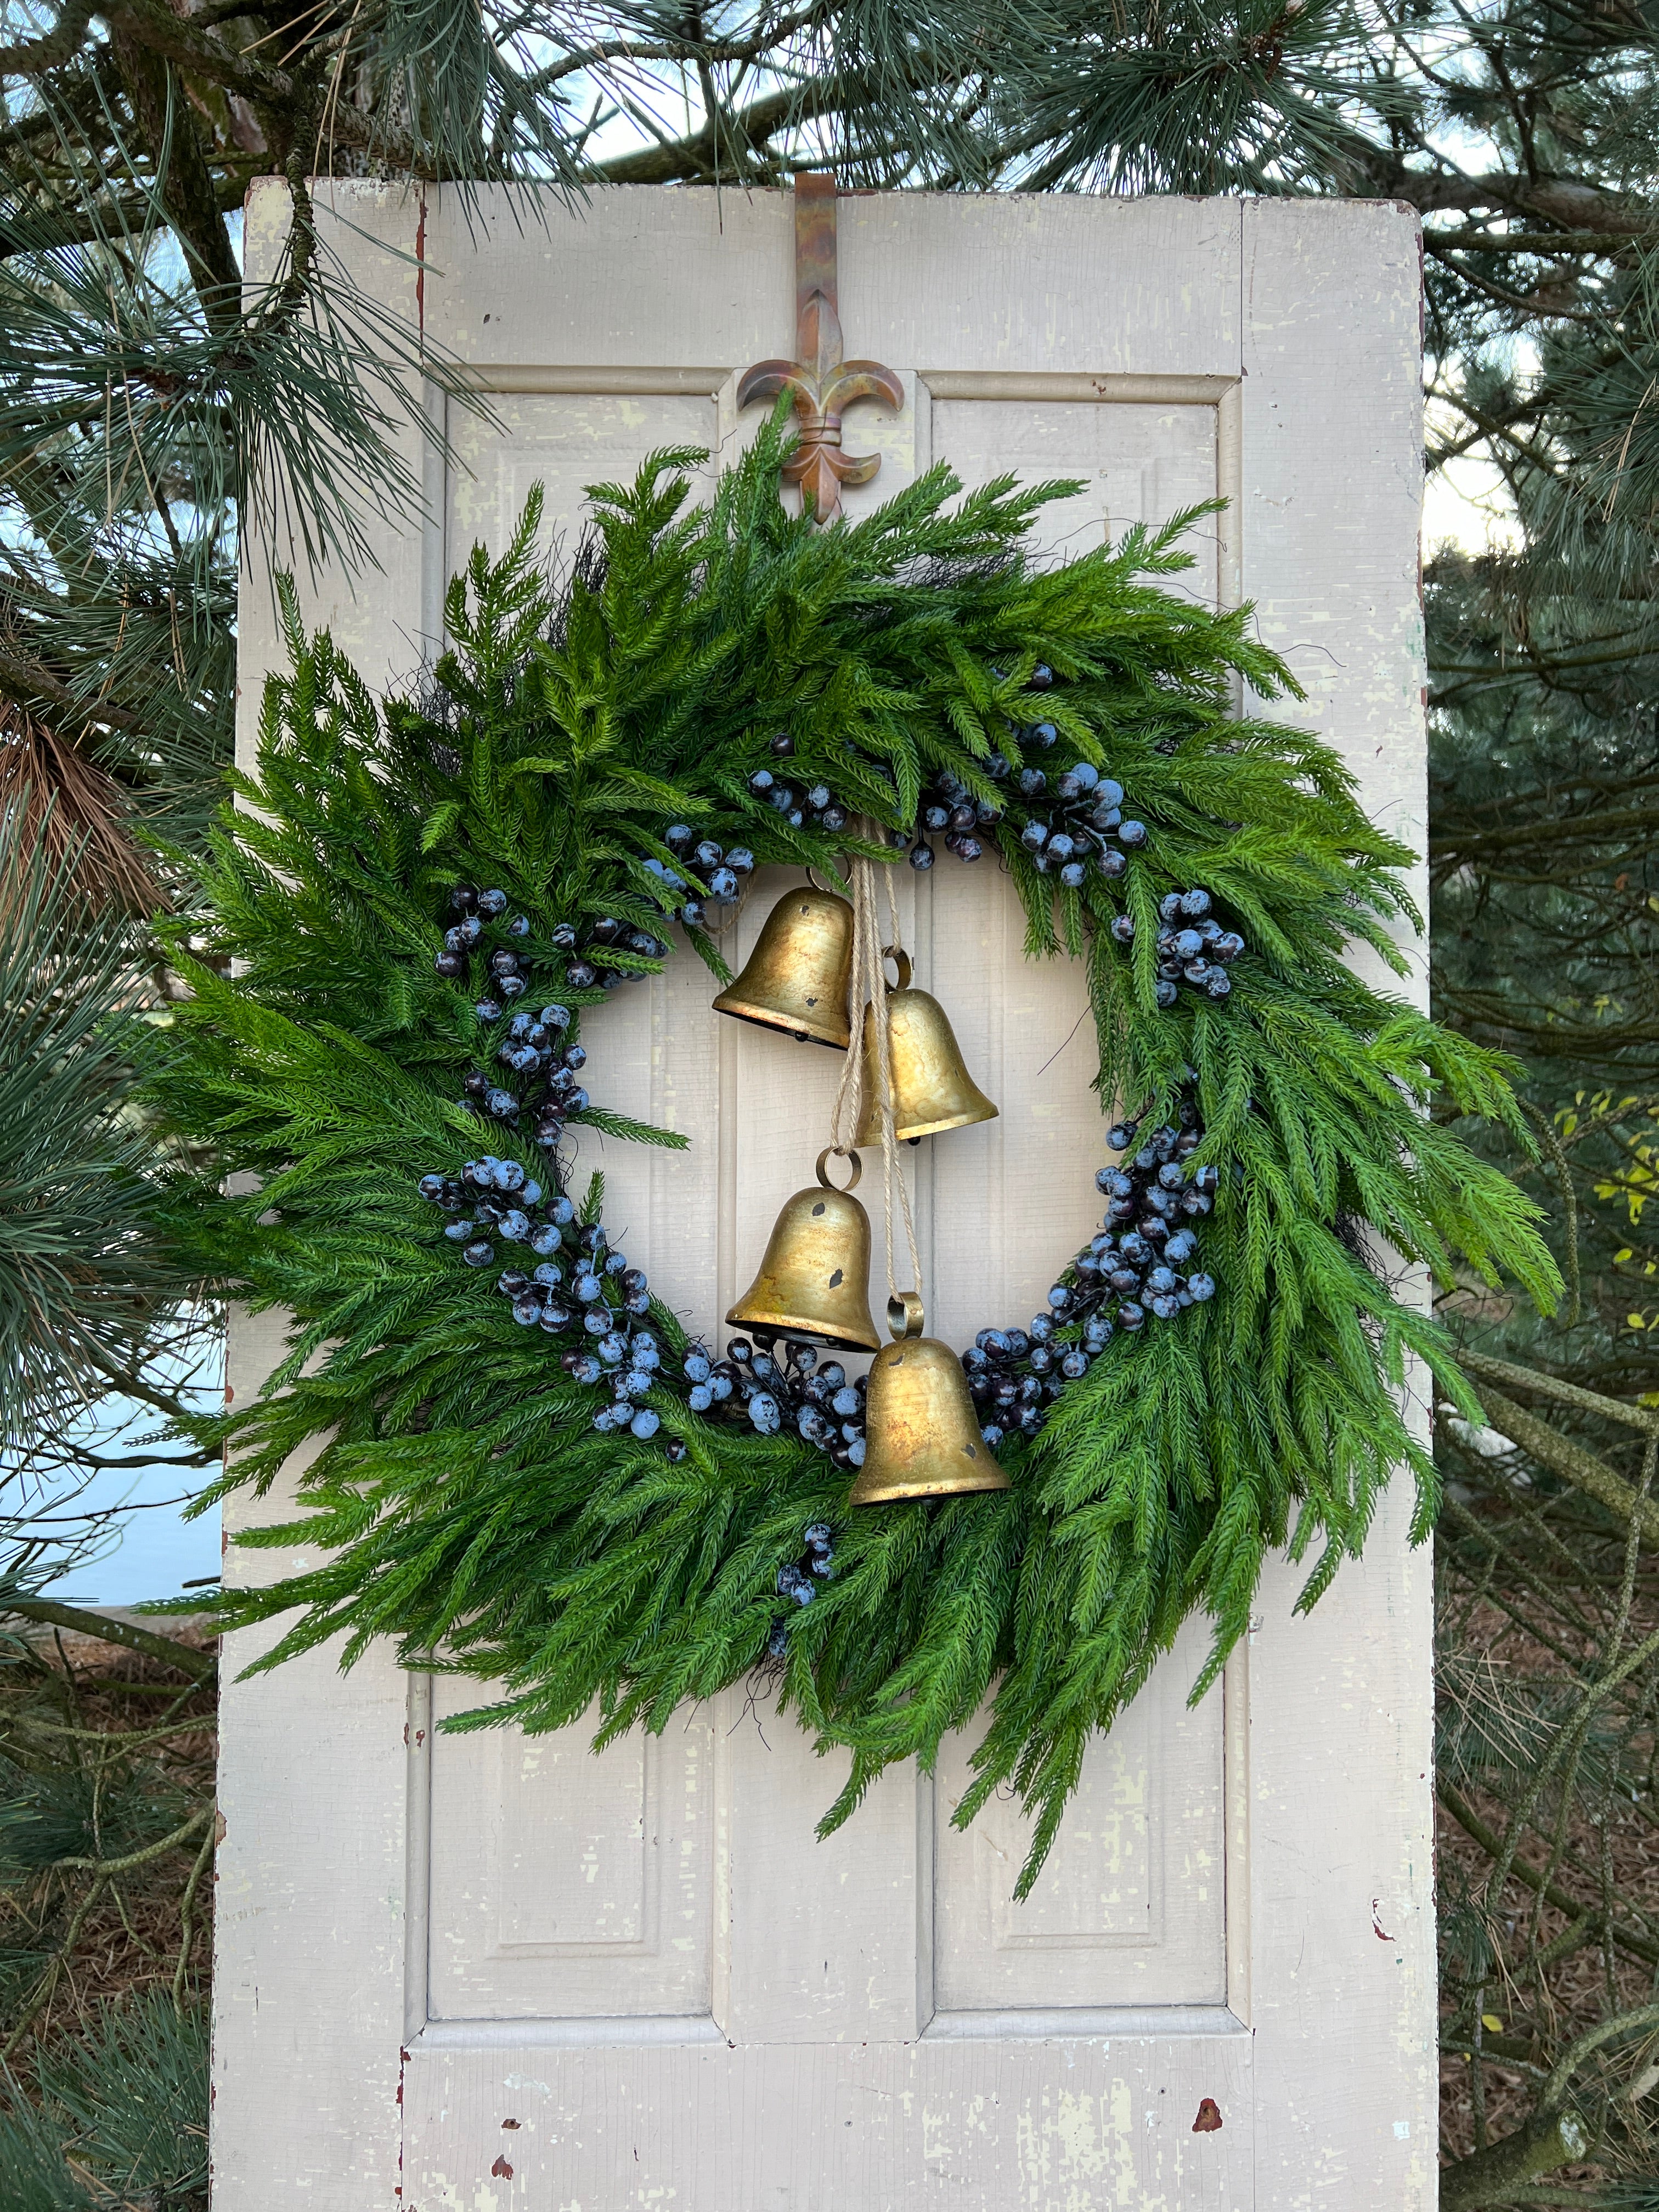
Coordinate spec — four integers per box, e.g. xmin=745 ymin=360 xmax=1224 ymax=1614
xmin=223 ymin=184 xmax=1434 ymax=2209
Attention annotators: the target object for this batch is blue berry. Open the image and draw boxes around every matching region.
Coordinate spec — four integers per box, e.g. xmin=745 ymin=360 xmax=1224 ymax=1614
xmin=597 ymin=1332 xmax=628 ymax=1365
xmin=684 ymin=1352 xmax=711 ymax=1384
xmin=1060 ymin=1349 xmax=1089 ymax=1381
xmin=1188 ymin=1273 xmax=1216 ymax=1301
xmin=477 ymin=889 xmax=508 ymax=918
xmin=688 ymin=1383 xmax=713 ymax=1412
xmin=749 ymin=1392 xmax=782 ymax=1436
xmin=1180 ymin=889 xmax=1211 ymax=918
xmin=1118 ymin=820 xmax=1148 ymax=848
xmin=767 ymin=1621 xmax=789 ymax=1659
xmin=462 ymin=1238 xmax=494 ymax=1267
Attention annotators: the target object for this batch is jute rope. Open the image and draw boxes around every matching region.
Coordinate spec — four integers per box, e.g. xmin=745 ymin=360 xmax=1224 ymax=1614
xmin=829 ymin=830 xmax=924 ymax=1329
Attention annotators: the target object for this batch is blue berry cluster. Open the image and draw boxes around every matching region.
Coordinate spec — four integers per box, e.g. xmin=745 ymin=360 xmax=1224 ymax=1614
xmin=745 ymin=729 xmax=849 ymax=839
xmin=767 ymin=1521 xmax=837 ymax=1657
xmin=962 ymin=1092 xmax=1217 ymax=1447
xmin=654 ymin=830 xmax=755 ymax=928
xmin=438 ymin=883 xmax=664 ymax=1140
xmin=902 ymin=771 xmax=1001 ymax=867
xmin=693 ymin=1336 xmax=870 ymax=1471
xmin=1109 ymin=889 xmax=1245 ymax=1008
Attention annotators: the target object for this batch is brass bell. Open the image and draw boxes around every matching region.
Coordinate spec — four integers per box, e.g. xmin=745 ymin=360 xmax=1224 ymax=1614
xmin=849 ymin=1299 xmax=1009 ymax=1504
xmin=855 ymin=950 xmax=998 ymax=1144
xmin=712 ymin=886 xmax=853 ymax=1048
xmin=725 ymin=1150 xmax=882 ymax=1353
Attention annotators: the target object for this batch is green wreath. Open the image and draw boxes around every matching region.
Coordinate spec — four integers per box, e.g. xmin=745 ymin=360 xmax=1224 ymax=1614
xmin=150 ymin=425 xmax=1556 ymax=1894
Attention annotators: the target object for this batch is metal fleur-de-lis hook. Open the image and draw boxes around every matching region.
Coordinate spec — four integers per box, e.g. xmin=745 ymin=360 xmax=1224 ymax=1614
xmin=737 ymin=172 xmax=904 ymax=526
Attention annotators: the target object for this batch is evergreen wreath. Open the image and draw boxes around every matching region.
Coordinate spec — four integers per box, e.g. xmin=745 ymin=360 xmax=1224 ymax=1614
xmin=149 ymin=423 xmax=1558 ymax=1895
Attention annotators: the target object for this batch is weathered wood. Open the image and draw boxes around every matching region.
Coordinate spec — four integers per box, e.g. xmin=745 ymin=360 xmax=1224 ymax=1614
xmin=221 ymin=182 xmax=1430 ymax=2209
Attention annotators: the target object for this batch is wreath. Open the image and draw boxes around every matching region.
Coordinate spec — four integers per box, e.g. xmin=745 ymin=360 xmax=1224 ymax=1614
xmin=150 ymin=425 xmax=1557 ymax=1894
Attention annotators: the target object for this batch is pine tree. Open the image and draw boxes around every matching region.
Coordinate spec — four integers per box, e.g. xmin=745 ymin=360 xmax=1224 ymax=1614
xmin=9 ymin=0 xmax=1659 ymax=2193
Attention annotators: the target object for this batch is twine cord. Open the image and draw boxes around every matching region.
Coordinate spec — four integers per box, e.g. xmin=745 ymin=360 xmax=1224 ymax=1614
xmin=830 ymin=831 xmax=923 ymax=1318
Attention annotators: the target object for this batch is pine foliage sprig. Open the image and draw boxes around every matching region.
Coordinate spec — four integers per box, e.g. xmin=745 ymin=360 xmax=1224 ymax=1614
xmin=144 ymin=422 xmax=1558 ymax=1895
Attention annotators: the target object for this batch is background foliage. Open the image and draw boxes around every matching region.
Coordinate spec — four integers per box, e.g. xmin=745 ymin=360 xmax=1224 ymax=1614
xmin=7 ymin=0 xmax=1659 ymax=2197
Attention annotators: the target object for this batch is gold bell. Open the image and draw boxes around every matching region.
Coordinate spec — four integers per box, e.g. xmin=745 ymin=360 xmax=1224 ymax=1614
xmin=849 ymin=1298 xmax=1009 ymax=1503
xmin=855 ymin=950 xmax=998 ymax=1144
xmin=725 ymin=1150 xmax=882 ymax=1353
xmin=712 ymin=886 xmax=853 ymax=1048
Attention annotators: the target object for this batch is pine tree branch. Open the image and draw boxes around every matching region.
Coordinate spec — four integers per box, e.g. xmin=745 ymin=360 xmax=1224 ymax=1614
xmin=1437 ymin=1777 xmax=1659 ymax=1966
xmin=0 ymin=1601 xmax=217 ymax=1680
xmin=0 ymin=0 xmax=96 ymax=72
xmin=107 ymin=31 xmax=243 ymax=334
xmin=1461 ymin=1375 xmax=1659 ymax=1547
xmin=1439 ymin=2108 xmax=1593 ymax=2211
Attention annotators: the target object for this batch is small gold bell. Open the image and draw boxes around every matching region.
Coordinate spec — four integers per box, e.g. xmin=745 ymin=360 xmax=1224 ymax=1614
xmin=848 ymin=1298 xmax=1009 ymax=1503
xmin=855 ymin=951 xmax=998 ymax=1144
xmin=712 ymin=886 xmax=853 ymax=1048
xmin=725 ymin=1150 xmax=882 ymax=1353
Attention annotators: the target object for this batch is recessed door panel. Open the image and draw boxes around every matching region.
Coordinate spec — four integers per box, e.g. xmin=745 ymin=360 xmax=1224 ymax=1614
xmin=426 ymin=1682 xmax=715 ymax=2021
xmin=934 ymin=1622 xmax=1226 ymax=2015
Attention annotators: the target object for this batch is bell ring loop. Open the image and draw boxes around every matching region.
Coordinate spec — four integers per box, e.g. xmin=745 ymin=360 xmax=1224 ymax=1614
xmin=806 ymin=865 xmax=847 ymax=900
xmin=816 ymin=1147 xmax=862 ymax=1193
xmin=882 ymin=945 xmax=914 ymax=991
xmin=887 ymin=1290 xmax=925 ymax=1340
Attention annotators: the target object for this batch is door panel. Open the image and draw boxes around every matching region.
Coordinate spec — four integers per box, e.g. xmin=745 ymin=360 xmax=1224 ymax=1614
xmin=222 ymin=184 xmax=1432 ymax=2212
xmin=934 ymin=1620 xmax=1226 ymax=2016
xmin=427 ymin=1688 xmax=715 ymax=2022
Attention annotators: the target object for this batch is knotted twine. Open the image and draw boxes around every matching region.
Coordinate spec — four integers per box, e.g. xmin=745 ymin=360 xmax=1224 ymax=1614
xmin=827 ymin=831 xmax=924 ymax=1331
